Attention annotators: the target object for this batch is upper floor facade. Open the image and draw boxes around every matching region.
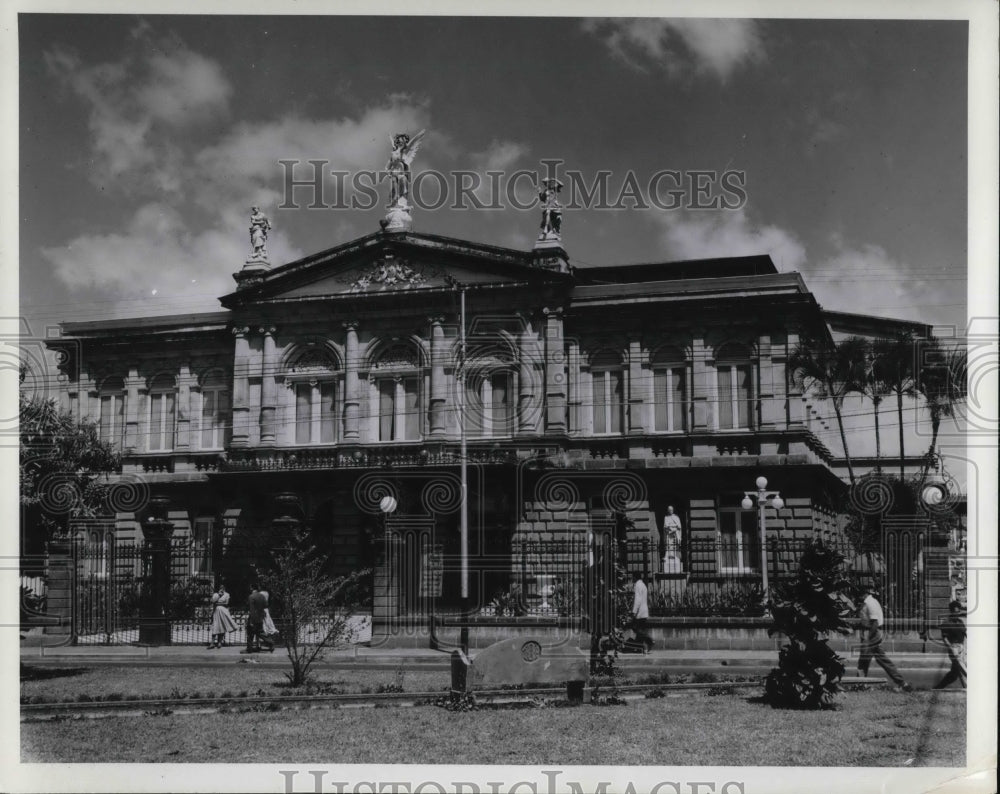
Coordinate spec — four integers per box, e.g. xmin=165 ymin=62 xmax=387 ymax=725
xmin=48 ymin=230 xmax=926 ymax=479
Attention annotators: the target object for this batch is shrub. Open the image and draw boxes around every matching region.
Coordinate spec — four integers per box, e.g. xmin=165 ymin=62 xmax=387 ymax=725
xmin=261 ymin=528 xmax=369 ymax=687
xmin=764 ymin=540 xmax=855 ymax=710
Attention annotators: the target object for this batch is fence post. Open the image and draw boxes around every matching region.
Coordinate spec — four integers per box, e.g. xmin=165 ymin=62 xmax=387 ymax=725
xmin=43 ymin=537 xmax=74 ymax=638
xmin=138 ymin=497 xmax=175 ymax=645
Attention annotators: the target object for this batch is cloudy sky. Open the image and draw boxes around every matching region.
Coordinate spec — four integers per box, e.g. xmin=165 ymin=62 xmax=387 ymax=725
xmin=13 ymin=13 xmax=981 ymax=466
xmin=19 ymin=15 xmax=968 ymax=332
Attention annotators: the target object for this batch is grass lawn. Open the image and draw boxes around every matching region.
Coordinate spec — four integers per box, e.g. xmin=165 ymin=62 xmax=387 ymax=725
xmin=21 ymin=689 xmax=966 ymax=766
xmin=21 ymin=664 xmax=445 ymax=703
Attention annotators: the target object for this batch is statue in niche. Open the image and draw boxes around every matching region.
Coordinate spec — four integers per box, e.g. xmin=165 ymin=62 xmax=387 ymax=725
xmin=248 ymin=206 xmax=271 ymax=260
xmin=385 ymin=130 xmax=426 ymax=206
xmin=537 ymin=178 xmax=563 ymax=239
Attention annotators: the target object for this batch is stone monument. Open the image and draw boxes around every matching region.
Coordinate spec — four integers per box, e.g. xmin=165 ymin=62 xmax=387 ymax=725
xmin=381 ymin=130 xmax=426 ymax=233
xmin=531 ymin=178 xmax=570 ymax=273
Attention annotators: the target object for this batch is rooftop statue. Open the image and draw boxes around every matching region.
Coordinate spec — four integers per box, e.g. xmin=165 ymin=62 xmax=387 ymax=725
xmin=538 ymin=178 xmax=563 ymax=240
xmin=385 ymin=130 xmax=426 ymax=207
xmin=248 ymin=206 xmax=271 ymax=261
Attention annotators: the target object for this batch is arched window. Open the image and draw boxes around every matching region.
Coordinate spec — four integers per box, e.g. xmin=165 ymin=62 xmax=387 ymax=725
xmin=371 ymin=343 xmax=421 ymax=442
xmin=98 ymin=376 xmax=126 ymax=446
xmin=286 ymin=347 xmax=339 ymax=445
xmin=651 ymin=346 xmax=688 ymax=433
xmin=464 ymin=348 xmax=515 ymax=438
xmin=590 ymin=349 xmax=625 ymax=435
xmin=199 ymin=370 xmax=231 ymax=450
xmin=715 ymin=342 xmax=755 ymax=430
xmin=147 ymin=374 xmax=176 ymax=451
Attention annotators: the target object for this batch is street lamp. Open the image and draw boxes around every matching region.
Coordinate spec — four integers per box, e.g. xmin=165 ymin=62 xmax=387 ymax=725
xmin=741 ymin=476 xmax=784 ymax=599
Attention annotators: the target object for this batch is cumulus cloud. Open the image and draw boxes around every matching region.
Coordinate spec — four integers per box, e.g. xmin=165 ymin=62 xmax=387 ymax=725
xmin=654 ymin=208 xmax=807 ymax=269
xmin=583 ymin=18 xmax=765 ymax=81
xmin=45 ymin=35 xmax=231 ymax=195
xmin=803 ymin=238 xmax=963 ymax=327
xmin=40 ymin=203 xmax=303 ymax=317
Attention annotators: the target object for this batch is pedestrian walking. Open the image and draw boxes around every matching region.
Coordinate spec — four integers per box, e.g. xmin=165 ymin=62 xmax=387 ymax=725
xmin=241 ymin=583 xmax=274 ymax=654
xmin=857 ymin=586 xmax=912 ymax=692
xmin=934 ymin=600 xmax=967 ymax=689
xmin=207 ymin=583 xmax=237 ymax=649
xmin=630 ymin=571 xmax=653 ymax=654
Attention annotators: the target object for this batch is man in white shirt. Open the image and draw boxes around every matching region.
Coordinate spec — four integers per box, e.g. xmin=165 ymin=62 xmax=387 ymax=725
xmin=631 ymin=572 xmax=653 ymax=654
xmin=858 ymin=587 xmax=912 ymax=691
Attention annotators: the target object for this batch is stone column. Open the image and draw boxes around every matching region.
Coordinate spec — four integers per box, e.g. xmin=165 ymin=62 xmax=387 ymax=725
xmin=428 ymin=316 xmax=447 ymax=438
xmin=175 ymin=364 xmax=193 ymax=450
xmin=139 ymin=496 xmax=174 ymax=646
xmin=543 ymin=307 xmax=567 ymax=433
xmin=691 ymin=333 xmax=711 ymax=430
xmin=393 ymin=377 xmax=406 ymax=441
xmin=627 ymin=334 xmax=646 ymax=434
xmin=343 ymin=321 xmax=361 ymax=441
xmin=566 ymin=339 xmax=581 ymax=435
xmin=124 ymin=367 xmax=142 ymax=450
xmin=517 ymin=314 xmax=539 ymax=434
xmin=259 ymin=326 xmax=278 ymax=445
xmin=231 ymin=326 xmax=251 ymax=447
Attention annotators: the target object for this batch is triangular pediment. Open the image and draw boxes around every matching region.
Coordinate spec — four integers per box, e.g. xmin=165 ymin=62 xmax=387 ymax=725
xmin=220 ymin=231 xmax=569 ymax=308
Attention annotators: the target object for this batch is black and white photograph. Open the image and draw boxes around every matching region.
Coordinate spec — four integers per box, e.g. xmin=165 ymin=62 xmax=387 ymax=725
xmin=3 ymin=3 xmax=997 ymax=793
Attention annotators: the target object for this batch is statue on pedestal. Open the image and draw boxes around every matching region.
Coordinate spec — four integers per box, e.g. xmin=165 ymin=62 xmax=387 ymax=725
xmin=248 ymin=206 xmax=271 ymax=261
xmin=537 ymin=178 xmax=563 ymax=240
xmin=662 ymin=505 xmax=683 ymax=573
xmin=381 ymin=130 xmax=426 ymax=233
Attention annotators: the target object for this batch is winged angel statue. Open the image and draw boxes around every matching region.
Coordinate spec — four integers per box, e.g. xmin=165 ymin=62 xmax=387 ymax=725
xmin=385 ymin=130 xmax=426 ymax=206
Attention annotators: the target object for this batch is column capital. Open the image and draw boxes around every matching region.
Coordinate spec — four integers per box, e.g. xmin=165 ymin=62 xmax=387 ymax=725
xmin=542 ymin=306 xmax=564 ymax=318
xmin=342 ymin=320 xmax=360 ymax=331
xmin=427 ymin=315 xmax=447 ymax=326
xmin=231 ymin=325 xmax=251 ymax=338
xmin=259 ymin=325 xmax=277 ymax=337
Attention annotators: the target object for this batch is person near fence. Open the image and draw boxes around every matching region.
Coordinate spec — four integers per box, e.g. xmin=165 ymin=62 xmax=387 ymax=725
xmin=934 ymin=600 xmax=967 ymax=689
xmin=241 ymin=583 xmax=274 ymax=654
xmin=857 ymin=586 xmax=912 ymax=692
xmin=207 ymin=583 xmax=237 ymax=649
xmin=261 ymin=588 xmax=280 ymax=644
xmin=630 ymin=571 xmax=653 ymax=654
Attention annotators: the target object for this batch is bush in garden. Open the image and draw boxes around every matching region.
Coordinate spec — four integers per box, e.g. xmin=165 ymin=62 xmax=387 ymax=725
xmin=261 ymin=528 xmax=369 ymax=687
xmin=764 ymin=540 xmax=855 ymax=710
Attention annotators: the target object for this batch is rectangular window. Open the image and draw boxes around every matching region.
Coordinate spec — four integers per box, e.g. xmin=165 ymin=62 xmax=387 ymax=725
xmin=149 ymin=392 xmax=175 ymax=451
xmin=491 ymin=373 xmax=512 ymax=434
xmin=192 ymin=518 xmax=213 ymax=577
xmin=201 ymin=389 xmax=230 ymax=449
xmin=379 ymin=380 xmax=395 ymax=441
xmin=593 ymin=370 xmax=624 ymax=434
xmin=718 ymin=364 xmax=753 ymax=430
xmin=403 ymin=377 xmax=419 ymax=440
xmin=654 ymin=367 xmax=686 ymax=432
xmin=718 ymin=508 xmax=758 ymax=571
xmin=99 ymin=394 xmax=124 ymax=445
xmin=320 ymin=382 xmax=336 ymax=444
xmin=295 ymin=384 xmax=312 ymax=444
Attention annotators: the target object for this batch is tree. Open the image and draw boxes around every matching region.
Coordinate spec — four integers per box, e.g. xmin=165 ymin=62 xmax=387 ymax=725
xmin=915 ymin=341 xmax=968 ymax=483
xmin=788 ymin=334 xmax=867 ymax=486
xmin=764 ymin=540 xmax=856 ymax=709
xmin=19 ymin=392 xmax=121 ymax=555
xmin=872 ymin=334 xmax=918 ymax=480
xmin=260 ymin=528 xmax=370 ymax=687
xmin=849 ymin=337 xmax=890 ymax=473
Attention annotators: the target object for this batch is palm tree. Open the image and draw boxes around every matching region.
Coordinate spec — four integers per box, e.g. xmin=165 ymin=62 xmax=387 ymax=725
xmin=916 ymin=340 xmax=968 ymax=482
xmin=788 ymin=334 xmax=867 ymax=486
xmin=873 ymin=333 xmax=918 ymax=480
xmin=850 ymin=337 xmax=890 ymax=474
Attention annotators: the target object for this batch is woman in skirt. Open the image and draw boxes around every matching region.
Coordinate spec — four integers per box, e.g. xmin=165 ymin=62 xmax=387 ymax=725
xmin=207 ymin=583 xmax=237 ymax=649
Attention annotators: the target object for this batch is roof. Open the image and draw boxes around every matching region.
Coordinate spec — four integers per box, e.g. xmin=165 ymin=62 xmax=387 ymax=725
xmin=824 ymin=310 xmax=933 ymax=339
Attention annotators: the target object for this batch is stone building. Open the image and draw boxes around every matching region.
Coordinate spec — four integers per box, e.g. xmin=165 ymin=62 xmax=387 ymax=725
xmin=48 ymin=223 xmax=929 ymax=646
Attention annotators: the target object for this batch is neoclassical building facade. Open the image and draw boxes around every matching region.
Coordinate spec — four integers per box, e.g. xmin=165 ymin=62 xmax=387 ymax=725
xmin=49 ymin=228 xmax=928 ymax=642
